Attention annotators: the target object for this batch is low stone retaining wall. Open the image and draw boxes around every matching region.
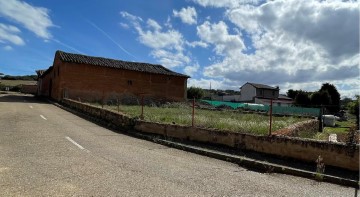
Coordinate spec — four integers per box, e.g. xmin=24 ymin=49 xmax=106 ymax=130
xmin=61 ymin=99 xmax=135 ymax=130
xmin=62 ymin=98 xmax=359 ymax=171
xmin=21 ymin=85 xmax=37 ymax=94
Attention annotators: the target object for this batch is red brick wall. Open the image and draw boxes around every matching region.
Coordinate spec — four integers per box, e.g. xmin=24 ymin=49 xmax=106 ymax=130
xmin=47 ymin=55 xmax=188 ymax=102
xmin=38 ymin=68 xmax=53 ymax=97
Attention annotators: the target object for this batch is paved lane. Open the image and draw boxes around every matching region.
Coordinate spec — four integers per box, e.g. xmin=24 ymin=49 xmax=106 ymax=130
xmin=0 ymin=94 xmax=356 ymax=196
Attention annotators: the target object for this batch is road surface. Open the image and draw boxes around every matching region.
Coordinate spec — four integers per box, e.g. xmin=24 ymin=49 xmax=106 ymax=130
xmin=0 ymin=93 xmax=356 ymax=196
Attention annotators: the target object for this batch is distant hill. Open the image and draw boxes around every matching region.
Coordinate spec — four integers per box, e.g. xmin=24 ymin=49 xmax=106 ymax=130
xmin=1 ymin=75 xmax=37 ymax=81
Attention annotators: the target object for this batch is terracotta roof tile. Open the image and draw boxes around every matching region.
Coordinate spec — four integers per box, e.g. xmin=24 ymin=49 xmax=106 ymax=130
xmin=56 ymin=50 xmax=189 ymax=78
xmin=248 ymin=82 xmax=278 ymax=90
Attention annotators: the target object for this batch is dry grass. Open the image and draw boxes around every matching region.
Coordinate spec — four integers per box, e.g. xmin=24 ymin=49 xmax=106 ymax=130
xmin=0 ymin=80 xmax=37 ymax=86
xmin=99 ymin=102 xmax=308 ymax=135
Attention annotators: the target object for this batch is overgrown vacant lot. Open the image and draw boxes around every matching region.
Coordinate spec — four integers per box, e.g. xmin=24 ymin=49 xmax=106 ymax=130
xmin=102 ymin=103 xmax=308 ymax=135
xmin=0 ymin=80 xmax=37 ymax=86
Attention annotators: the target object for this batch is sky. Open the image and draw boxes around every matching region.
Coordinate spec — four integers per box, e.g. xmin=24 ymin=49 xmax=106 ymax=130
xmin=0 ymin=0 xmax=359 ymax=98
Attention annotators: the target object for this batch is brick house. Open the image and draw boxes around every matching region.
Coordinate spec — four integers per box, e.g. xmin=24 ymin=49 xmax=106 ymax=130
xmin=38 ymin=50 xmax=189 ymax=102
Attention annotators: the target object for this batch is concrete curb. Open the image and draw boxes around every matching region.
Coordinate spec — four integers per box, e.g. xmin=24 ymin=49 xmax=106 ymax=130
xmin=153 ymin=138 xmax=359 ymax=188
xmin=51 ymin=100 xmax=359 ymax=189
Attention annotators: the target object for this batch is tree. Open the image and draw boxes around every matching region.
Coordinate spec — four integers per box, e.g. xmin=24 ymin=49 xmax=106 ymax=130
xmin=310 ymin=91 xmax=322 ymax=106
xmin=319 ymin=91 xmax=332 ymax=106
xmin=295 ymin=91 xmax=311 ymax=106
xmin=287 ymin=89 xmax=298 ymax=99
xmin=347 ymin=95 xmax=359 ymax=129
xmin=341 ymin=97 xmax=353 ymax=109
xmin=319 ymin=83 xmax=340 ymax=113
xmin=187 ymin=87 xmax=204 ymax=99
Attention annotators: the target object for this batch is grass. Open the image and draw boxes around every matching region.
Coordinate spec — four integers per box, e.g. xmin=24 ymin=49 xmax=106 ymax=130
xmin=98 ymin=102 xmax=308 ymax=135
xmin=298 ymin=112 xmax=357 ymax=142
xmin=0 ymin=80 xmax=37 ymax=86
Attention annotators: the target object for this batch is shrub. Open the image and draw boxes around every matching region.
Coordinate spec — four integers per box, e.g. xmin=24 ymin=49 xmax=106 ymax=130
xmin=187 ymin=87 xmax=204 ymax=99
xmin=10 ymin=85 xmax=22 ymax=92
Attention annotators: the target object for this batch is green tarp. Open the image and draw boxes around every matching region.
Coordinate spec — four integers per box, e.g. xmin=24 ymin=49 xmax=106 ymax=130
xmin=200 ymin=100 xmax=320 ymax=116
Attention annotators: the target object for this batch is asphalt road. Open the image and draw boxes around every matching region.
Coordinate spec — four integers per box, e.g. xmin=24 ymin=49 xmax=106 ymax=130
xmin=0 ymin=93 xmax=357 ymax=196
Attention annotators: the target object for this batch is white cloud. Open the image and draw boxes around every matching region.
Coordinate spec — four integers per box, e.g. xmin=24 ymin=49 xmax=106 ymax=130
xmin=0 ymin=0 xmax=54 ymax=39
xmin=151 ymin=49 xmax=190 ymax=68
xmin=119 ymin=22 xmax=129 ymax=29
xmin=195 ymin=0 xmax=359 ymax=97
xmin=120 ymin=11 xmax=196 ymax=68
xmin=138 ymin=28 xmax=184 ymax=51
xmin=192 ymin=0 xmax=261 ymax=8
xmin=164 ymin=16 xmax=172 ymax=28
xmin=147 ymin=19 xmax=162 ymax=31
xmin=120 ymin=11 xmax=143 ymax=23
xmin=186 ymin=40 xmax=208 ymax=48
xmin=228 ymin=0 xmax=359 ymax=61
xmin=0 ymin=23 xmax=25 ymax=45
xmin=173 ymin=7 xmax=197 ymax=25
xmin=121 ymin=12 xmax=184 ymax=52
xmin=187 ymin=78 xmax=226 ymax=89
xmin=184 ymin=63 xmax=200 ymax=76
xmin=197 ymin=21 xmax=245 ymax=56
xmin=3 ymin=45 xmax=13 ymax=51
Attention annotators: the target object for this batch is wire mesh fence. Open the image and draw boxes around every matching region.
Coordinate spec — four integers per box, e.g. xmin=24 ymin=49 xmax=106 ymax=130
xmin=60 ymin=88 xmax=359 ymax=144
xmin=63 ymin=90 xmax=314 ymax=136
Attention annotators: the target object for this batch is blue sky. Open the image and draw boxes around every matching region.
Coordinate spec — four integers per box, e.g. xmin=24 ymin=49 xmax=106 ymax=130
xmin=0 ymin=0 xmax=358 ymax=98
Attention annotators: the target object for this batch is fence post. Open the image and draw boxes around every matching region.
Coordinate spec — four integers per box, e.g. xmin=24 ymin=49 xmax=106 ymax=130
xmin=101 ymin=91 xmax=104 ymax=108
xmin=192 ymin=97 xmax=195 ymax=127
xmin=140 ymin=95 xmax=144 ymax=120
xmin=117 ymin=99 xmax=120 ymax=113
xmin=268 ymin=99 xmax=273 ymax=136
xmin=318 ymin=105 xmax=323 ymax=132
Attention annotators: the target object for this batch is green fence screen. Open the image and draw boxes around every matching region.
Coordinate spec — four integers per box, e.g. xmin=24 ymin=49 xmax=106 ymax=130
xmin=200 ymin=100 xmax=320 ymax=117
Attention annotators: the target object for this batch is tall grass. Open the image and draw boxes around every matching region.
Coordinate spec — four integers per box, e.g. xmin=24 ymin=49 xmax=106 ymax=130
xmin=102 ymin=103 xmax=308 ymax=135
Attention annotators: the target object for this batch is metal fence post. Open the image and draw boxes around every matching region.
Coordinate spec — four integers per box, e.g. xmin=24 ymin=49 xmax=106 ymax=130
xmin=140 ymin=95 xmax=144 ymax=120
xmin=269 ymin=99 xmax=273 ymax=136
xmin=101 ymin=91 xmax=104 ymax=108
xmin=318 ymin=105 xmax=323 ymax=132
xmin=192 ymin=97 xmax=195 ymax=127
xmin=117 ymin=99 xmax=119 ymax=113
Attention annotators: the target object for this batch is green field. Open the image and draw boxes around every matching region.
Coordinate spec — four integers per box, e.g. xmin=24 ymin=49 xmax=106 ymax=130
xmin=0 ymin=80 xmax=37 ymax=86
xmin=96 ymin=102 xmax=308 ymax=135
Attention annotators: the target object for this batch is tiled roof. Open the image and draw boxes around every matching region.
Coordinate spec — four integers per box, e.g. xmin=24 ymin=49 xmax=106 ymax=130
xmin=247 ymin=82 xmax=278 ymax=90
xmin=278 ymin=94 xmax=293 ymax=100
xmin=38 ymin=66 xmax=53 ymax=78
xmin=36 ymin=70 xmax=46 ymax=77
xmin=56 ymin=50 xmax=189 ymax=78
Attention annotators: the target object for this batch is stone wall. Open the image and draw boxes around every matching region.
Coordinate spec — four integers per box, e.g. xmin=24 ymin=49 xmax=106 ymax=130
xmin=61 ymin=99 xmax=135 ymax=131
xmin=62 ymin=98 xmax=359 ymax=172
xmin=135 ymin=121 xmax=358 ymax=171
xmin=21 ymin=85 xmax=37 ymax=95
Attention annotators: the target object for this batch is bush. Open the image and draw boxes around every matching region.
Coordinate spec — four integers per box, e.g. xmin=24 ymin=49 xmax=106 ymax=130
xmin=187 ymin=87 xmax=204 ymax=99
xmin=9 ymin=85 xmax=22 ymax=92
xmin=347 ymin=96 xmax=359 ymax=129
xmin=0 ymin=83 xmax=5 ymax=91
